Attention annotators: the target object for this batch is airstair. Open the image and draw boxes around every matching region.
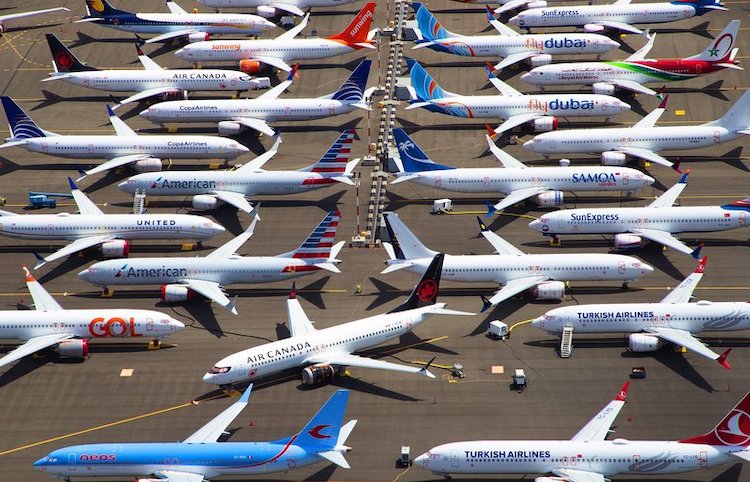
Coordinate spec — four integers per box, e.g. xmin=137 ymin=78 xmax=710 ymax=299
xmin=559 ymin=325 xmax=574 ymax=358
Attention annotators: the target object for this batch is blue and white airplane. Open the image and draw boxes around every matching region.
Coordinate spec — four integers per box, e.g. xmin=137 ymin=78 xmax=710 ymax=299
xmin=35 ymin=386 xmax=358 ymax=481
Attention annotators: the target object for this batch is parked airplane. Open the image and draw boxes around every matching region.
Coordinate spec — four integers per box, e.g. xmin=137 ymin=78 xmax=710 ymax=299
xmin=391 ymin=128 xmax=654 ymax=213
xmin=204 ymin=253 xmax=473 ymax=386
xmin=76 ymin=0 xmax=275 ymax=44
xmin=42 ymin=34 xmax=270 ymax=108
xmin=139 ymin=60 xmax=372 ymax=136
xmin=118 ymin=130 xmax=358 ymax=213
xmin=35 ymin=386 xmax=358 ymax=480
xmin=0 ymin=97 xmax=249 ymax=179
xmin=405 ymin=59 xmax=630 ymax=137
xmin=0 ymin=7 xmax=69 ymax=33
xmin=411 ymin=4 xmax=619 ymax=71
xmin=521 ymin=20 xmax=742 ymax=97
xmin=175 ymin=3 xmax=376 ymax=73
xmin=78 ymin=210 xmax=343 ymax=314
xmin=197 ymin=0 xmax=360 ymax=17
xmin=447 ymin=0 xmax=542 ymax=15
xmin=381 ymin=213 xmax=654 ymax=311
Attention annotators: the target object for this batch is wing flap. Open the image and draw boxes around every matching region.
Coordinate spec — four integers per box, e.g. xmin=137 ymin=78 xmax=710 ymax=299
xmin=152 ymin=470 xmax=206 ymax=482
xmin=571 ymin=382 xmax=629 ymax=442
xmin=609 ymin=79 xmax=657 ymax=96
xmin=275 ymin=13 xmax=309 ymax=40
xmin=552 ymin=468 xmax=606 ymax=482
xmin=68 ymin=178 xmax=104 ymax=215
xmin=593 ymin=20 xmax=644 ymax=35
xmin=492 ymin=187 xmax=547 ymax=213
xmin=493 ymin=112 xmax=541 ymax=136
xmin=645 ymin=172 xmax=688 ymax=208
xmin=494 ymin=50 xmax=537 ymax=71
xmin=618 ymin=146 xmax=672 ymax=168
xmin=660 ymin=256 xmax=706 ymax=304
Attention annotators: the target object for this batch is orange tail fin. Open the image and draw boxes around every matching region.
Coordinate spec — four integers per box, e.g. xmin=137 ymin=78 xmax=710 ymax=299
xmin=327 ymin=2 xmax=376 ymax=45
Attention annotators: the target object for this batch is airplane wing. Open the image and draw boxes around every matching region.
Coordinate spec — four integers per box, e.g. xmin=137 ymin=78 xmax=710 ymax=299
xmin=486 ymin=66 xmax=522 ymax=96
xmin=486 ymin=134 xmax=526 ymax=168
xmin=0 ymin=333 xmax=75 ymax=369
xmin=492 ymin=187 xmax=548 ymax=213
xmin=79 ymin=154 xmax=154 ymax=179
xmin=286 ymin=294 xmax=316 ymax=337
xmin=137 ymin=50 xmax=164 ymax=71
xmin=494 ymin=51 xmax=538 ymax=71
xmin=255 ymin=55 xmax=294 ymax=73
xmin=570 ymin=381 xmax=629 ymax=442
xmin=590 ymin=20 xmax=644 ymax=36
xmin=477 ymin=218 xmax=524 ymax=256
xmin=633 ymin=95 xmax=668 ymax=129
xmin=117 ymin=87 xmax=180 ymax=106
xmin=607 ymin=79 xmax=657 ymax=97
xmin=256 ymin=65 xmax=297 ymax=99
xmin=660 ymin=256 xmax=706 ymax=304
xmin=617 ymin=146 xmax=672 ymax=168
xmin=487 ymin=10 xmax=519 ymax=35
xmin=166 ymin=1 xmax=189 ymax=15
xmin=645 ymin=326 xmax=726 ymax=364
xmin=236 ymin=136 xmax=281 ymax=172
xmin=183 ymin=385 xmax=252 ymax=443
xmin=492 ymin=113 xmax=542 ymax=136
xmin=275 ymin=13 xmax=309 ymax=40
xmin=483 ymin=276 xmax=548 ymax=309
xmin=306 ymin=352 xmax=435 ymax=378
xmin=0 ymin=7 xmax=70 ymax=23
xmin=207 ymin=214 xmax=259 ymax=259
xmin=551 ymin=468 xmax=606 ymax=482
xmin=151 ymin=471 xmax=206 ymax=482
xmin=625 ymin=31 xmax=655 ymax=61
xmin=178 ymin=279 xmax=237 ymax=315
xmin=23 ymin=266 xmax=63 ymax=311
xmin=210 ymin=190 xmax=254 ymax=214
xmin=35 ymin=235 xmax=115 ymax=269
xmin=628 ymin=228 xmax=694 ymax=256
xmin=231 ymin=117 xmax=276 ymax=136
xmin=270 ymin=2 xmax=306 ymax=16
xmin=145 ymin=29 xmax=201 ymax=44
xmin=68 ymin=177 xmax=104 ymax=215
xmin=646 ymin=172 xmax=688 ymax=208
xmin=107 ymin=106 xmax=137 ymax=136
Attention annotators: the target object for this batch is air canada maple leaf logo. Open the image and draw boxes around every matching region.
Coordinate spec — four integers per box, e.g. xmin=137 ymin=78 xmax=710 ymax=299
xmin=55 ymin=53 xmax=74 ymax=69
xmin=416 ymin=279 xmax=437 ymax=302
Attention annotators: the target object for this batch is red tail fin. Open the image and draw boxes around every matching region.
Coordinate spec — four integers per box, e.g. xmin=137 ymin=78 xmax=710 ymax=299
xmin=680 ymin=392 xmax=750 ymax=446
xmin=327 ymin=2 xmax=375 ymax=45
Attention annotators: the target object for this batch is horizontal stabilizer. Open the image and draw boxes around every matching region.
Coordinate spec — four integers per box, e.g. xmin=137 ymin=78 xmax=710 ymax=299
xmin=313 ymin=262 xmax=341 ymax=273
xmin=380 ymin=261 xmax=414 ymax=274
xmin=318 ymin=450 xmax=351 ymax=469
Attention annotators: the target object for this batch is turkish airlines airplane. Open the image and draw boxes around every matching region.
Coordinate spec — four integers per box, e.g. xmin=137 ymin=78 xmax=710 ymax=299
xmin=521 ymin=20 xmax=742 ymax=97
xmin=391 ymin=128 xmax=654 ymax=214
xmin=0 ymin=7 xmax=69 ymax=33
xmin=0 ymin=267 xmax=183 ymax=370
xmin=381 ymin=212 xmax=654 ymax=311
xmin=78 ymin=210 xmax=343 ymax=314
xmin=405 ymin=60 xmax=630 ymax=136
xmin=204 ymin=253 xmax=473 ymax=386
xmin=197 ymin=0 xmax=359 ymax=17
xmin=118 ymin=130 xmax=358 ymax=213
xmin=0 ymin=97 xmax=249 ymax=179
xmin=175 ymin=3 xmax=376 ymax=73
xmin=139 ymin=60 xmax=372 ymax=136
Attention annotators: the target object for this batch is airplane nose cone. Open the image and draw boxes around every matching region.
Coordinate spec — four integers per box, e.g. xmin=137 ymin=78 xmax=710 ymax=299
xmin=174 ymin=48 xmax=187 ymax=59
xmin=139 ymin=108 xmax=153 ymax=120
xmin=508 ymin=15 xmax=520 ymax=25
xmin=171 ymin=318 xmax=186 ymax=331
xmin=643 ymin=174 xmax=656 ymax=186
xmin=202 ymin=372 xmax=215 ymax=383
xmin=236 ymin=143 xmax=250 ymax=153
xmin=519 ymin=72 xmax=531 ymax=82
xmin=528 ymin=219 xmax=541 ymax=231
xmin=117 ymin=180 xmax=134 ymax=193
xmin=212 ymin=222 xmax=226 ymax=234
xmin=414 ymin=453 xmax=427 ymax=466
xmin=78 ymin=268 xmax=91 ymax=282
xmin=522 ymin=139 xmax=534 ymax=150
xmin=262 ymin=19 xmax=276 ymax=29
xmin=619 ymin=101 xmax=631 ymax=112
xmin=33 ymin=457 xmax=46 ymax=469
xmin=642 ymin=263 xmax=655 ymax=275
xmin=609 ymin=39 xmax=621 ymax=48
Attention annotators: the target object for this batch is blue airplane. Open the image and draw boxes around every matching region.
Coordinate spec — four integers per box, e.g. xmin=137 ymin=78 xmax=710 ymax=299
xmin=34 ymin=387 xmax=356 ymax=481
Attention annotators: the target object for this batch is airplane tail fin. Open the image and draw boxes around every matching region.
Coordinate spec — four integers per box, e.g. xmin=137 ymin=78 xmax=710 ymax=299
xmin=708 ymin=89 xmax=750 ymax=131
xmin=685 ymin=20 xmax=740 ymax=63
xmin=674 ymin=0 xmax=728 ymax=15
xmin=393 ymin=129 xmax=453 ymax=172
xmin=330 ymin=60 xmax=372 ymax=102
xmin=388 ymin=253 xmax=444 ymax=313
xmin=280 ymin=210 xmax=341 ymax=261
xmin=293 ymin=389 xmax=355 ymax=461
xmin=382 ymin=212 xmax=438 ymax=260
xmin=406 ymin=59 xmax=451 ymax=101
xmin=1 ymin=97 xmax=47 ymax=140
xmin=84 ymin=0 xmax=130 ymax=17
xmin=412 ymin=2 xmax=457 ymax=41
xmin=305 ymin=129 xmax=356 ymax=174
xmin=45 ymin=34 xmax=97 ymax=73
xmin=326 ymin=2 xmax=376 ymax=47
xmin=680 ymin=391 xmax=750 ymax=446
xmin=720 ymin=196 xmax=750 ymax=212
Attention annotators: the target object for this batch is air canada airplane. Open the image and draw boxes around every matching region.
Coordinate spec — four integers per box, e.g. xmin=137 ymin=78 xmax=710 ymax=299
xmin=0 ymin=7 xmax=69 ymax=33
xmin=197 ymin=0 xmax=359 ymax=17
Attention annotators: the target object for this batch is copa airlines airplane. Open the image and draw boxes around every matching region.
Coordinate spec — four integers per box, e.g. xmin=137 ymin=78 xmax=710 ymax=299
xmin=36 ymin=387 xmax=358 ymax=481
xmin=381 ymin=213 xmax=654 ymax=311
xmin=521 ymin=20 xmax=742 ymax=97
xmin=78 ymin=210 xmax=343 ymax=314
xmin=174 ymin=3 xmax=376 ymax=73
xmin=118 ymin=130 xmax=359 ymax=213
xmin=0 ymin=97 xmax=249 ymax=179
xmin=0 ymin=7 xmax=69 ymax=33
xmin=76 ymin=0 xmax=275 ymax=44
xmin=139 ymin=60 xmax=372 ymax=136
xmin=411 ymin=4 xmax=619 ymax=71
xmin=405 ymin=60 xmax=630 ymax=137
xmin=391 ymin=128 xmax=654 ymax=213
xmin=197 ymin=0 xmax=359 ymax=17
xmin=204 ymin=253 xmax=473 ymax=386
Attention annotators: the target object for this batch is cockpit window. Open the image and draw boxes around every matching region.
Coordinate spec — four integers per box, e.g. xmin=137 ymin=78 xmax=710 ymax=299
xmin=209 ymin=366 xmax=230 ymax=374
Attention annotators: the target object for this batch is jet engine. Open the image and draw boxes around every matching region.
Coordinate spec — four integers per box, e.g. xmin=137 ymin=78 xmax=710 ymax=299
xmin=256 ymin=5 xmax=277 ymax=18
xmin=614 ymin=234 xmax=643 ymax=250
xmin=54 ymin=339 xmax=89 ymax=359
xmin=188 ymin=32 xmax=210 ymax=43
xmin=583 ymin=23 xmax=605 ymax=33
xmin=162 ymin=90 xmax=189 ymax=101
xmin=601 ymin=151 xmax=627 ymax=166
xmin=531 ymin=281 xmax=566 ymax=300
xmin=592 ymin=82 xmax=616 ymax=96
xmin=218 ymin=121 xmax=245 ymax=136
xmin=532 ymin=116 xmax=558 ymax=132
xmin=533 ymin=191 xmax=564 ymax=207
xmin=192 ymin=194 xmax=223 ymax=211
xmin=529 ymin=53 xmax=552 ymax=67
xmin=100 ymin=240 xmax=130 ymax=258
xmin=301 ymin=364 xmax=336 ymax=385
xmin=134 ymin=159 xmax=163 ymax=172
xmin=526 ymin=0 xmax=548 ymax=7
xmin=628 ymin=333 xmax=663 ymax=352
xmin=239 ymin=60 xmax=263 ymax=74
xmin=160 ymin=284 xmax=199 ymax=302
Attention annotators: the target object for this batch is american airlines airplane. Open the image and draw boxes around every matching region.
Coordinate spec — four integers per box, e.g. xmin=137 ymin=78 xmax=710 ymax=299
xmin=78 ymin=210 xmax=343 ymax=314
xmin=118 ymin=130 xmax=359 ymax=213
xmin=0 ymin=267 xmax=183 ymax=370
xmin=197 ymin=0 xmax=359 ymax=17
xmin=521 ymin=21 xmax=742 ymax=97
xmin=391 ymin=128 xmax=654 ymax=214
xmin=203 ymin=253 xmax=473 ymax=387
xmin=36 ymin=387 xmax=358 ymax=481
xmin=381 ymin=213 xmax=654 ymax=311
xmin=139 ymin=60 xmax=372 ymax=136
xmin=0 ymin=97 xmax=249 ymax=179
xmin=0 ymin=7 xmax=69 ymax=33
xmin=174 ymin=3 xmax=376 ymax=73
xmin=405 ymin=60 xmax=630 ymax=137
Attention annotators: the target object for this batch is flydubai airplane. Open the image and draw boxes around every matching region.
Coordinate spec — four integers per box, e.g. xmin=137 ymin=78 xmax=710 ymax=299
xmin=0 ymin=7 xmax=69 ymax=33
xmin=76 ymin=0 xmax=275 ymax=44
xmin=381 ymin=213 xmax=654 ymax=311
xmin=0 ymin=267 xmax=183 ymax=370
xmin=405 ymin=60 xmax=630 ymax=137
xmin=391 ymin=128 xmax=654 ymax=214
xmin=528 ymin=172 xmax=749 ymax=257
xmin=139 ymin=60 xmax=372 ymax=136
xmin=521 ymin=20 xmax=742 ymax=97
xmin=0 ymin=97 xmax=249 ymax=179
xmin=118 ymin=130 xmax=359 ymax=213
xmin=78 ymin=210 xmax=343 ymax=314
xmin=197 ymin=0 xmax=359 ymax=17
xmin=411 ymin=4 xmax=619 ymax=71
xmin=42 ymin=34 xmax=270 ymax=108
xmin=175 ymin=3 xmax=377 ymax=73
xmin=524 ymin=90 xmax=750 ymax=170
xmin=0 ymin=178 xmax=225 ymax=269
xmin=203 ymin=253 xmax=473 ymax=387
xmin=36 ymin=387 xmax=358 ymax=480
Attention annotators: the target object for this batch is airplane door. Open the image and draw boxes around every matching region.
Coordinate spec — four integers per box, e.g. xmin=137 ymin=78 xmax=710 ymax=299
xmin=713 ymin=129 xmax=721 ymax=144
xmin=68 ymin=453 xmax=77 ymax=471
xmin=699 ymin=451 xmax=708 ymax=468
xmin=288 ymin=458 xmax=297 ymax=470
xmin=618 ymin=260 xmax=626 ymax=274
xmin=483 ymin=176 xmax=490 ymax=188
xmin=740 ymin=212 xmax=747 ymax=226
xmin=47 ymin=224 xmax=54 ymax=236
xmin=434 ymin=176 xmax=442 ymax=189
xmin=450 ymin=450 xmax=459 ymax=468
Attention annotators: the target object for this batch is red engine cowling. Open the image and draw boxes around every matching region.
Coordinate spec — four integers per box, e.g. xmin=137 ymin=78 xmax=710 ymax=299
xmin=533 ymin=191 xmax=564 ymax=207
xmin=529 ymin=53 xmax=552 ymax=67
xmin=256 ymin=5 xmax=277 ymax=18
xmin=218 ymin=121 xmax=245 ymax=136
xmin=628 ymin=333 xmax=663 ymax=352
xmin=532 ymin=116 xmax=558 ymax=132
xmin=301 ymin=364 xmax=336 ymax=385
xmin=601 ymin=151 xmax=627 ymax=166
xmin=55 ymin=339 xmax=89 ymax=359
xmin=134 ymin=159 xmax=163 ymax=173
xmin=592 ymin=82 xmax=616 ymax=96
xmin=614 ymin=233 xmax=643 ymax=250
xmin=583 ymin=23 xmax=605 ymax=33
xmin=160 ymin=284 xmax=199 ymax=302
xmin=101 ymin=240 xmax=130 ymax=258
xmin=239 ymin=60 xmax=263 ymax=74
xmin=531 ymin=281 xmax=566 ymax=300
xmin=192 ymin=194 xmax=223 ymax=211
xmin=188 ymin=32 xmax=210 ymax=43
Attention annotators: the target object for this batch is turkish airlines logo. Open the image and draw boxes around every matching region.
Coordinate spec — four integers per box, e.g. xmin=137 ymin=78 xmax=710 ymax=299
xmin=307 ymin=424 xmax=332 ymax=439
xmin=715 ymin=409 xmax=750 ymax=446
xmin=416 ymin=279 xmax=437 ymax=302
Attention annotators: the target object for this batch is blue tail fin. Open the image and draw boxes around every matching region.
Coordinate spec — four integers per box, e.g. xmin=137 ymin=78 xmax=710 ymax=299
xmin=85 ymin=0 xmax=130 ymax=17
xmin=412 ymin=3 xmax=455 ymax=41
xmin=293 ymin=390 xmax=350 ymax=451
xmin=310 ymin=130 xmax=355 ymax=174
xmin=393 ymin=129 xmax=453 ymax=172
xmin=331 ymin=60 xmax=371 ymax=101
xmin=406 ymin=59 xmax=448 ymax=101
xmin=1 ymin=97 xmax=45 ymax=139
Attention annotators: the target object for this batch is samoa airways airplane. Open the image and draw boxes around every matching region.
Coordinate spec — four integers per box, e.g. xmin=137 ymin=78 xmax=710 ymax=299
xmin=35 ymin=386 xmax=358 ymax=481
xmin=0 ymin=7 xmax=69 ymax=33
xmin=197 ymin=0 xmax=359 ymax=17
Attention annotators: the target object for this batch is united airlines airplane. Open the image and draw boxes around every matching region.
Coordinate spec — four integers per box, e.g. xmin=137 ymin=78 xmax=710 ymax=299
xmin=0 ymin=7 xmax=69 ymax=33
xmin=197 ymin=0 xmax=359 ymax=17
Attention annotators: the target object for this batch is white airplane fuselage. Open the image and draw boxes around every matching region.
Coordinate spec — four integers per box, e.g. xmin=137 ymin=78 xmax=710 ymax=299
xmin=47 ymin=69 xmax=262 ymax=93
xmin=522 ymin=61 xmax=688 ymax=87
xmin=97 ymin=13 xmax=274 ymax=36
xmin=426 ymin=33 xmax=618 ymax=58
xmin=175 ymin=38 xmax=358 ymax=62
xmin=510 ymin=4 xmax=702 ymax=29
xmin=197 ymin=0 xmax=356 ymax=8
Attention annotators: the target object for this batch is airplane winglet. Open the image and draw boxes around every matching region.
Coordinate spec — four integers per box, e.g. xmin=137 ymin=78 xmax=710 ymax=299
xmin=287 ymin=64 xmax=300 ymax=81
xmin=672 ymin=160 xmax=682 ymax=173
xmin=419 ymin=356 xmax=437 ymax=378
xmin=227 ymin=295 xmax=239 ymax=316
xmin=135 ymin=34 xmax=146 ymax=46
xmin=717 ymin=348 xmax=732 ymax=369
xmin=239 ymin=383 xmax=253 ymax=403
xmin=658 ymin=94 xmax=669 ymax=109
xmin=289 ymin=281 xmax=297 ymax=299
xmin=484 ymin=124 xmax=498 ymax=138
xmin=485 ymin=63 xmax=496 ymax=78
xmin=678 ymin=171 xmax=689 ymax=184
xmin=33 ymin=252 xmax=47 ymax=270
xmin=690 ymin=243 xmax=704 ymax=260
xmin=485 ymin=5 xmax=495 ymax=21
xmin=106 ymin=105 xmax=116 ymax=117
xmin=484 ymin=201 xmax=497 ymax=218
xmin=476 ymin=216 xmax=489 ymax=232
xmin=615 ymin=381 xmax=630 ymax=401
xmin=480 ymin=295 xmax=492 ymax=313
xmin=22 ymin=265 xmax=34 ymax=283
xmin=136 ymin=44 xmax=144 ymax=56
xmin=67 ymin=177 xmax=78 ymax=191
xmin=695 ymin=255 xmax=707 ymax=273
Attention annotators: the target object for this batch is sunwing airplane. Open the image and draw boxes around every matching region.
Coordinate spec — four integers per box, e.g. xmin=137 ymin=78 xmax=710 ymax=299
xmin=175 ymin=3 xmax=377 ymax=73
xmin=76 ymin=0 xmax=275 ymax=44
xmin=0 ymin=7 xmax=69 ymax=33
xmin=78 ymin=210 xmax=343 ymax=314
xmin=405 ymin=59 xmax=630 ymax=137
xmin=521 ymin=20 xmax=742 ymax=97
xmin=0 ymin=97 xmax=249 ymax=179
xmin=381 ymin=212 xmax=654 ymax=312
xmin=203 ymin=253 xmax=473 ymax=387
xmin=391 ymin=128 xmax=654 ymax=214
xmin=139 ymin=60 xmax=372 ymax=136
xmin=36 ymin=386 xmax=358 ymax=481
xmin=118 ymin=130 xmax=359 ymax=213
xmin=197 ymin=0 xmax=359 ymax=17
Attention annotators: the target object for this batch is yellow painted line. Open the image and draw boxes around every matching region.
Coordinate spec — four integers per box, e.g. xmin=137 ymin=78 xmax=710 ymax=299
xmin=392 ymin=464 xmax=412 ymax=482
xmin=509 ymin=319 xmax=533 ymax=333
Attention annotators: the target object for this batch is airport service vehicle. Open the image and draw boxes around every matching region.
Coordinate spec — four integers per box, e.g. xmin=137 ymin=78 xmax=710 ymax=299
xmin=509 ymin=0 xmax=726 ymax=36
xmin=203 ymin=253 xmax=473 ymax=386
xmin=0 ymin=7 xmax=69 ymax=33
xmin=76 ymin=0 xmax=275 ymax=44
xmin=521 ymin=20 xmax=742 ymax=97
xmin=381 ymin=213 xmax=654 ymax=311
xmin=118 ymin=130 xmax=359 ymax=213
xmin=197 ymin=0 xmax=359 ymax=17
xmin=0 ymin=267 xmax=183 ymax=370
xmin=416 ymin=383 xmax=750 ymax=481
xmin=78 ymin=210 xmax=343 ymax=314
xmin=411 ymin=4 xmax=619 ymax=71
xmin=175 ymin=3 xmax=376 ymax=73
xmin=405 ymin=60 xmax=630 ymax=137
xmin=35 ymin=386 xmax=357 ymax=480
xmin=139 ymin=60 xmax=372 ymax=136
xmin=0 ymin=97 xmax=249 ymax=179
xmin=42 ymin=34 xmax=270 ymax=107
xmin=391 ymin=128 xmax=654 ymax=213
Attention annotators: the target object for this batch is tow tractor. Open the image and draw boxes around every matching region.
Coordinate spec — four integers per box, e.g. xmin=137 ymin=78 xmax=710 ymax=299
xmin=28 ymin=191 xmax=74 ymax=209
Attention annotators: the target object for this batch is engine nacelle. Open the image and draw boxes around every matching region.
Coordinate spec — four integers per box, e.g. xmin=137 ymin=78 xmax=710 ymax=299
xmin=239 ymin=60 xmax=263 ymax=74
xmin=533 ymin=190 xmax=564 ymax=207
xmin=614 ymin=233 xmax=643 ymax=250
xmin=134 ymin=159 xmax=163 ymax=173
xmin=218 ymin=120 xmax=245 ymax=136
xmin=301 ymin=364 xmax=336 ymax=385
xmin=160 ymin=284 xmax=199 ymax=302
xmin=54 ymin=339 xmax=89 ymax=359
xmin=529 ymin=53 xmax=552 ymax=67
xmin=526 ymin=1 xmax=548 ymax=8
xmin=0 ymin=24 xmax=5 ymax=34
xmin=100 ymin=240 xmax=130 ymax=258
xmin=628 ymin=333 xmax=663 ymax=352
xmin=188 ymin=32 xmax=210 ymax=43
xmin=256 ymin=5 xmax=277 ymax=18
xmin=531 ymin=281 xmax=566 ymax=300
xmin=192 ymin=194 xmax=223 ymax=211
xmin=601 ymin=151 xmax=627 ymax=166
xmin=592 ymin=82 xmax=616 ymax=96
xmin=532 ymin=116 xmax=558 ymax=132
xmin=162 ymin=90 xmax=189 ymax=101
xmin=583 ymin=23 xmax=605 ymax=33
